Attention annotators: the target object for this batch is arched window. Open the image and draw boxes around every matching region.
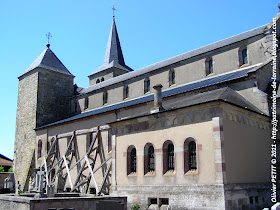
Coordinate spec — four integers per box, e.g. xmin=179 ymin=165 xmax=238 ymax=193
xmin=48 ymin=137 xmax=56 ymax=155
xmin=123 ymin=85 xmax=129 ymax=99
xmin=242 ymin=49 xmax=248 ymax=64
xmin=163 ymin=141 xmax=175 ymax=174
xmin=167 ymin=144 xmax=174 ymax=170
xmin=101 ymin=77 xmax=105 ymax=82
xmin=144 ymin=78 xmax=151 ymax=94
xmin=169 ymin=70 xmax=175 ymax=86
xmin=189 ymin=141 xmax=197 ymax=170
xmin=103 ymin=91 xmax=108 ymax=105
xmin=38 ymin=140 xmax=42 ymax=159
xmin=96 ymin=79 xmax=100 ymax=84
xmin=184 ymin=138 xmax=197 ymax=173
xmin=205 ymin=57 xmax=214 ymax=76
xmin=238 ymin=47 xmax=248 ymax=66
xmin=127 ymin=146 xmax=137 ymax=175
xmin=131 ymin=148 xmax=137 ymax=172
xmin=84 ymin=96 xmax=89 ymax=110
xmin=144 ymin=143 xmax=155 ymax=174
xmin=47 ymin=141 xmax=50 ymax=154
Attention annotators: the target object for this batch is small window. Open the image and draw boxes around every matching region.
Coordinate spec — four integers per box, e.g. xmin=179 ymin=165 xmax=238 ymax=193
xmin=84 ymin=97 xmax=89 ymax=110
xmin=159 ymin=198 xmax=169 ymax=206
xmin=189 ymin=141 xmax=197 ymax=170
xmin=50 ymin=138 xmax=56 ymax=151
xmin=38 ymin=140 xmax=42 ymax=158
xmin=101 ymin=77 xmax=104 ymax=82
xmin=167 ymin=144 xmax=174 ymax=170
xmin=87 ymin=132 xmax=94 ymax=150
xmin=169 ymin=70 xmax=175 ymax=86
xmin=149 ymin=198 xmax=157 ymax=205
xmin=74 ymin=100 xmax=78 ymax=113
xmin=163 ymin=141 xmax=175 ymax=174
xmin=131 ymin=148 xmax=137 ymax=172
xmin=144 ymin=78 xmax=151 ymax=94
xmin=123 ymin=85 xmax=129 ymax=99
xmin=96 ymin=79 xmax=100 ymax=84
xmin=250 ymin=196 xmax=254 ymax=204
xmin=47 ymin=141 xmax=50 ymax=154
xmin=209 ymin=60 xmax=213 ymax=74
xmin=90 ymin=187 xmax=96 ymax=195
xmin=239 ymin=47 xmax=248 ymax=66
xmin=184 ymin=138 xmax=197 ymax=173
xmin=242 ymin=49 xmax=248 ymax=64
xmin=205 ymin=57 xmax=214 ymax=76
xmin=127 ymin=146 xmax=137 ymax=175
xmin=103 ymin=91 xmax=108 ymax=105
xmin=255 ymin=196 xmax=259 ymax=203
xmin=144 ymin=143 xmax=155 ymax=174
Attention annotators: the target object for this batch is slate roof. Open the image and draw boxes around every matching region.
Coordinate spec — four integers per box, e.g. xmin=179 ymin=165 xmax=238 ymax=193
xmin=88 ymin=17 xmax=133 ymax=77
xmin=36 ymin=63 xmax=264 ymax=130
xmin=19 ymin=45 xmax=74 ymax=78
xmin=82 ymin=24 xmax=266 ymax=95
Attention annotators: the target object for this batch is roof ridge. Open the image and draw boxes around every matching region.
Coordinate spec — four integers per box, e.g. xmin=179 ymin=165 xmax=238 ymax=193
xmin=84 ymin=23 xmax=266 ymax=93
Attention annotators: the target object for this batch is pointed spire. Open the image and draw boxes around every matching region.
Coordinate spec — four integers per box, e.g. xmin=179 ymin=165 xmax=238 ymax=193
xmin=103 ymin=17 xmax=126 ymax=66
xmin=89 ymin=17 xmax=133 ymax=77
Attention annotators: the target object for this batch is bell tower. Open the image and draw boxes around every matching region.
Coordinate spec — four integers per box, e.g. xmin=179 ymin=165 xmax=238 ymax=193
xmin=14 ymin=43 xmax=75 ymax=190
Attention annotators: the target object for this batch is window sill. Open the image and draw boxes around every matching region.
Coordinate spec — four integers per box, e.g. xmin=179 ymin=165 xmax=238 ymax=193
xmin=163 ymin=170 xmax=176 ymax=176
xmin=206 ymin=72 xmax=215 ymax=77
xmin=127 ymin=172 xmax=137 ymax=177
xmin=169 ymin=84 xmax=176 ymax=88
xmin=144 ymin=171 xmax=155 ymax=177
xmin=239 ymin=62 xmax=250 ymax=68
xmin=184 ymin=169 xmax=198 ymax=175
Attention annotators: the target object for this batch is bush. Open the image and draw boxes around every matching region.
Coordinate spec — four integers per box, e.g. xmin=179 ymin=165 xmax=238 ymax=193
xmin=131 ymin=204 xmax=141 ymax=210
xmin=0 ymin=166 xmax=4 ymax=172
xmin=8 ymin=166 xmax=13 ymax=172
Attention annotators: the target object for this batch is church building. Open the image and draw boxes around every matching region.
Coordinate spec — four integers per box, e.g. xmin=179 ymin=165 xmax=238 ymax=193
xmin=13 ymin=9 xmax=280 ymax=210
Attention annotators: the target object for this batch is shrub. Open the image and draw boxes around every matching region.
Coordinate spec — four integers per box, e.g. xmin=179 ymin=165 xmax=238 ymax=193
xmin=131 ymin=204 xmax=141 ymax=210
xmin=0 ymin=166 xmax=4 ymax=172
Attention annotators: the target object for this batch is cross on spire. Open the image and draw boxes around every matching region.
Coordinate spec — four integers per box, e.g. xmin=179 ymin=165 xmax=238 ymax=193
xmin=46 ymin=32 xmax=52 ymax=48
xmin=112 ymin=3 xmax=117 ymax=17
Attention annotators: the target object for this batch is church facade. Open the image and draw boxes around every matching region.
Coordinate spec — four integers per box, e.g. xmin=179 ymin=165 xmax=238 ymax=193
xmin=14 ymin=10 xmax=280 ymax=209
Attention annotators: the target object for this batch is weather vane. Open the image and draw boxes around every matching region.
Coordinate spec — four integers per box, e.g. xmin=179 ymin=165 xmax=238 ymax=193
xmin=112 ymin=3 xmax=117 ymax=17
xmin=46 ymin=32 xmax=52 ymax=44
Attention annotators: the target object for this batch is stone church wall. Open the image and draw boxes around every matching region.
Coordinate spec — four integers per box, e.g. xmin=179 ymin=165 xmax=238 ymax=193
xmin=14 ymin=71 xmax=39 ymax=191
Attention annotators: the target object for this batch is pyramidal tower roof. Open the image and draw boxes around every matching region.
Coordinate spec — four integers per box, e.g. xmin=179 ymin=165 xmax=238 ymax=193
xmin=19 ymin=44 xmax=74 ymax=78
xmin=89 ymin=17 xmax=133 ymax=77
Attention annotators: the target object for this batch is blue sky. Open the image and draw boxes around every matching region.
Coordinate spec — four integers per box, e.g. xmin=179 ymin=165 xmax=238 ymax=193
xmin=0 ymin=1 xmax=278 ymax=160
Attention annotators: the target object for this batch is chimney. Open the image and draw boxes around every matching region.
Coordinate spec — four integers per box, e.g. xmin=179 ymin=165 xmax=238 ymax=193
xmin=150 ymin=84 xmax=165 ymax=113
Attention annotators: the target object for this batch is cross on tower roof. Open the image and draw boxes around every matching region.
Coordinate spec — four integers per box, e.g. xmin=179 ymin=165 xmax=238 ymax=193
xmin=112 ymin=3 xmax=117 ymax=17
xmin=46 ymin=32 xmax=52 ymax=48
